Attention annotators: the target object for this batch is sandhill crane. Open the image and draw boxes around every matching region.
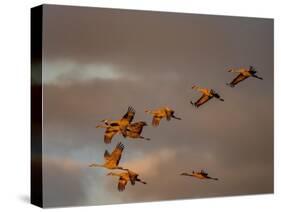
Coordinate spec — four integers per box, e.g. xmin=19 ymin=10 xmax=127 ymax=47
xmin=181 ymin=170 xmax=218 ymax=181
xmin=107 ymin=169 xmax=147 ymax=191
xmin=96 ymin=106 xmax=136 ymax=143
xmin=145 ymin=107 xmax=181 ymax=127
xmin=122 ymin=121 xmax=150 ymax=141
xmin=89 ymin=142 xmax=125 ymax=170
xmin=190 ymin=85 xmax=224 ymax=108
xmin=227 ymin=66 xmax=263 ymax=87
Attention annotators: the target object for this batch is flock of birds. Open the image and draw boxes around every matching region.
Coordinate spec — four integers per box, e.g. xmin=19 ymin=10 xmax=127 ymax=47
xmin=89 ymin=66 xmax=263 ymax=192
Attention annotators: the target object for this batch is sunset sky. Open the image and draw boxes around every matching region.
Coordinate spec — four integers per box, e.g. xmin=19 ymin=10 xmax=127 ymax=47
xmin=41 ymin=5 xmax=273 ymax=207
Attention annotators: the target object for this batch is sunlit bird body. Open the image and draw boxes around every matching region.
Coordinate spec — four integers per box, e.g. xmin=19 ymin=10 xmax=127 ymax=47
xmin=89 ymin=142 xmax=125 ymax=170
xmin=96 ymin=106 xmax=136 ymax=143
xmin=190 ymin=85 xmax=224 ymax=108
xmin=122 ymin=121 xmax=150 ymax=141
xmin=107 ymin=169 xmax=147 ymax=191
xmin=145 ymin=107 xmax=181 ymax=127
xmin=181 ymin=170 xmax=218 ymax=181
xmin=227 ymin=66 xmax=263 ymax=87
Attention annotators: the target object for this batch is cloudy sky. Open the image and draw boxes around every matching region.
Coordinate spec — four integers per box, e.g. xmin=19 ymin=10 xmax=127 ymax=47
xmin=41 ymin=4 xmax=273 ymax=207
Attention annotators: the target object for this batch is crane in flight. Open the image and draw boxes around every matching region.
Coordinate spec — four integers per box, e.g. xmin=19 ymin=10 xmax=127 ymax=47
xmin=96 ymin=106 xmax=136 ymax=143
xmin=226 ymin=66 xmax=263 ymax=87
xmin=107 ymin=169 xmax=147 ymax=191
xmin=181 ymin=170 xmax=218 ymax=181
xmin=145 ymin=107 xmax=181 ymax=127
xmin=122 ymin=121 xmax=150 ymax=141
xmin=190 ymin=85 xmax=224 ymax=108
xmin=89 ymin=142 xmax=126 ymax=170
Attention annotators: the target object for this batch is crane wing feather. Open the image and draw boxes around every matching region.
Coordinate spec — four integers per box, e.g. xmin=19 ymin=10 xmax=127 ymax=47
xmin=109 ymin=142 xmax=124 ymax=165
xmin=194 ymin=94 xmax=211 ymax=108
xmin=118 ymin=177 xmax=127 ymax=191
xmin=229 ymin=73 xmax=249 ymax=87
xmin=121 ymin=106 xmax=135 ymax=123
xmin=152 ymin=116 xmax=162 ymax=126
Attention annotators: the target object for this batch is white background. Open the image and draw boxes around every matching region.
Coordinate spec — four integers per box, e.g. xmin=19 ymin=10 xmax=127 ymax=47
xmin=0 ymin=0 xmax=279 ymax=211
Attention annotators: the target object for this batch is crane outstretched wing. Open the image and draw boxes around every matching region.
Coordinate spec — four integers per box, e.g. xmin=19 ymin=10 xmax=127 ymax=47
xmin=110 ymin=142 xmax=124 ymax=166
xmin=118 ymin=177 xmax=127 ymax=191
xmin=121 ymin=106 xmax=135 ymax=123
xmin=152 ymin=116 xmax=162 ymax=126
xmin=194 ymin=94 xmax=211 ymax=108
xmin=229 ymin=73 xmax=248 ymax=87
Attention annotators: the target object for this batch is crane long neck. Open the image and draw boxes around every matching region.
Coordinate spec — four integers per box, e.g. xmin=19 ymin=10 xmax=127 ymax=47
xmin=145 ymin=110 xmax=153 ymax=114
xmin=192 ymin=85 xmax=201 ymax=90
xmin=89 ymin=163 xmax=104 ymax=168
xmin=116 ymin=166 xmax=126 ymax=170
xmin=172 ymin=115 xmax=181 ymax=120
xmin=109 ymin=172 xmax=122 ymax=177
xmin=96 ymin=124 xmax=107 ymax=128
xmin=137 ymin=179 xmax=147 ymax=184
xmin=210 ymin=177 xmax=218 ymax=181
xmin=182 ymin=173 xmax=193 ymax=176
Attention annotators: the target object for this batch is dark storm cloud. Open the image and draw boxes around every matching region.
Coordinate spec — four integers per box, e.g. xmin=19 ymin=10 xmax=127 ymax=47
xmin=41 ymin=4 xmax=273 ymax=206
